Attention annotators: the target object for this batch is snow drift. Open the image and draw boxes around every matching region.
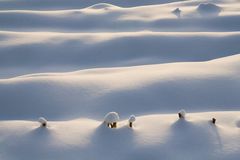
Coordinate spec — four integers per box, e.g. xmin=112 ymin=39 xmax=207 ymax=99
xmin=0 ymin=112 xmax=239 ymax=160
xmin=197 ymin=3 xmax=222 ymax=16
xmin=0 ymin=0 xmax=239 ymax=32
xmin=1 ymin=31 xmax=240 ymax=78
xmin=0 ymin=54 xmax=239 ymax=120
xmin=0 ymin=0 xmax=240 ymax=159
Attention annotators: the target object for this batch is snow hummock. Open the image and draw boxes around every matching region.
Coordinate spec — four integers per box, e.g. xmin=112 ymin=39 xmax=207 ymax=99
xmin=38 ymin=117 xmax=47 ymax=126
xmin=0 ymin=54 xmax=240 ymax=119
xmin=0 ymin=0 xmax=240 ymax=159
xmin=128 ymin=115 xmax=136 ymax=123
xmin=236 ymin=118 xmax=240 ymax=128
xmin=87 ymin=3 xmax=119 ymax=10
xmin=0 ymin=112 xmax=240 ymax=160
xmin=197 ymin=3 xmax=222 ymax=16
xmin=172 ymin=8 xmax=181 ymax=18
xmin=104 ymin=112 xmax=120 ymax=123
xmin=178 ymin=109 xmax=186 ymax=118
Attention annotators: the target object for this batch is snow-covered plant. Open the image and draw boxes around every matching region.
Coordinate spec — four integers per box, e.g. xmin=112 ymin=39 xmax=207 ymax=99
xmin=178 ymin=109 xmax=186 ymax=119
xmin=212 ymin=118 xmax=216 ymax=124
xmin=172 ymin=8 xmax=181 ymax=18
xmin=104 ymin=112 xmax=120 ymax=128
xmin=197 ymin=3 xmax=221 ymax=16
xmin=38 ymin=117 xmax=47 ymax=127
xmin=236 ymin=119 xmax=240 ymax=128
xmin=128 ymin=115 xmax=136 ymax=128
xmin=128 ymin=115 xmax=136 ymax=123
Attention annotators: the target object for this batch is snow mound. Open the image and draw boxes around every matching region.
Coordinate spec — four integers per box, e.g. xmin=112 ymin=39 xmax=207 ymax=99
xmin=38 ymin=117 xmax=47 ymax=127
xmin=0 ymin=112 xmax=240 ymax=160
xmin=0 ymin=0 xmax=239 ymax=159
xmin=104 ymin=112 xmax=120 ymax=123
xmin=87 ymin=3 xmax=119 ymax=10
xmin=178 ymin=109 xmax=186 ymax=118
xmin=1 ymin=32 xmax=240 ymax=78
xmin=0 ymin=54 xmax=240 ymax=119
xmin=197 ymin=3 xmax=222 ymax=16
xmin=128 ymin=115 xmax=136 ymax=123
xmin=0 ymin=0 xmax=181 ymax=10
xmin=172 ymin=8 xmax=181 ymax=18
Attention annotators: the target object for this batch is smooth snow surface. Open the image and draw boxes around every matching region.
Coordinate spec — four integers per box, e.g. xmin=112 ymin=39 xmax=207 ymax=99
xmin=0 ymin=0 xmax=240 ymax=159
xmin=178 ymin=109 xmax=187 ymax=118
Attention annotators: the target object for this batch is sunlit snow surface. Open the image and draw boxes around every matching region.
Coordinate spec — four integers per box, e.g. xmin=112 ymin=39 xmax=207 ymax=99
xmin=0 ymin=0 xmax=240 ymax=159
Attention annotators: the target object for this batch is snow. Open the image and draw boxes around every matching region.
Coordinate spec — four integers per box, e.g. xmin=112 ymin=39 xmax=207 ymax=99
xmin=38 ymin=117 xmax=47 ymax=126
xmin=178 ymin=109 xmax=186 ymax=118
xmin=104 ymin=112 xmax=120 ymax=123
xmin=128 ymin=115 xmax=136 ymax=123
xmin=0 ymin=0 xmax=240 ymax=159
xmin=197 ymin=3 xmax=222 ymax=16
xmin=0 ymin=112 xmax=240 ymax=160
xmin=1 ymin=31 xmax=240 ymax=78
xmin=0 ymin=0 xmax=182 ymax=10
xmin=172 ymin=7 xmax=181 ymax=18
xmin=87 ymin=3 xmax=120 ymax=10
xmin=1 ymin=55 xmax=239 ymax=119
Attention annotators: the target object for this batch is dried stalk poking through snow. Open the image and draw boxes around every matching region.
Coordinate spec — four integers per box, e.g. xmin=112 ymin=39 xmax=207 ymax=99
xmin=212 ymin=118 xmax=216 ymax=124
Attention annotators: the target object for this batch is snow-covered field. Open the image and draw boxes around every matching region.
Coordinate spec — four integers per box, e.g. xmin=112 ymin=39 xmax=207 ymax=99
xmin=0 ymin=0 xmax=239 ymax=159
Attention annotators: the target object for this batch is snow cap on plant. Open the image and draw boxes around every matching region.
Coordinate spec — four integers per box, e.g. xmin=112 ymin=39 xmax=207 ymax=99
xmin=178 ymin=109 xmax=186 ymax=118
xmin=104 ymin=112 xmax=120 ymax=123
xmin=38 ymin=117 xmax=47 ymax=127
xmin=128 ymin=115 xmax=136 ymax=123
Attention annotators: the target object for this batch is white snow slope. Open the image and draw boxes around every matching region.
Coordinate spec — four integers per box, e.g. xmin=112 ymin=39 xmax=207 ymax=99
xmin=0 ymin=0 xmax=240 ymax=160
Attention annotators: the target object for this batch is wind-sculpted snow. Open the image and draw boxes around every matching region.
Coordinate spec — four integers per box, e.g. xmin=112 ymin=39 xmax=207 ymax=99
xmin=0 ymin=0 xmax=183 ymax=10
xmin=0 ymin=0 xmax=240 ymax=159
xmin=0 ymin=112 xmax=239 ymax=160
xmin=0 ymin=55 xmax=239 ymax=120
xmin=197 ymin=3 xmax=222 ymax=16
xmin=0 ymin=31 xmax=240 ymax=78
xmin=0 ymin=2 xmax=239 ymax=32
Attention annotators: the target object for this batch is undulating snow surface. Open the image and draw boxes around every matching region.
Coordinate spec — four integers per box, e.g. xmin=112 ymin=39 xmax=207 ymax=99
xmin=1 ymin=112 xmax=240 ymax=160
xmin=0 ymin=0 xmax=239 ymax=159
xmin=0 ymin=55 xmax=240 ymax=119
